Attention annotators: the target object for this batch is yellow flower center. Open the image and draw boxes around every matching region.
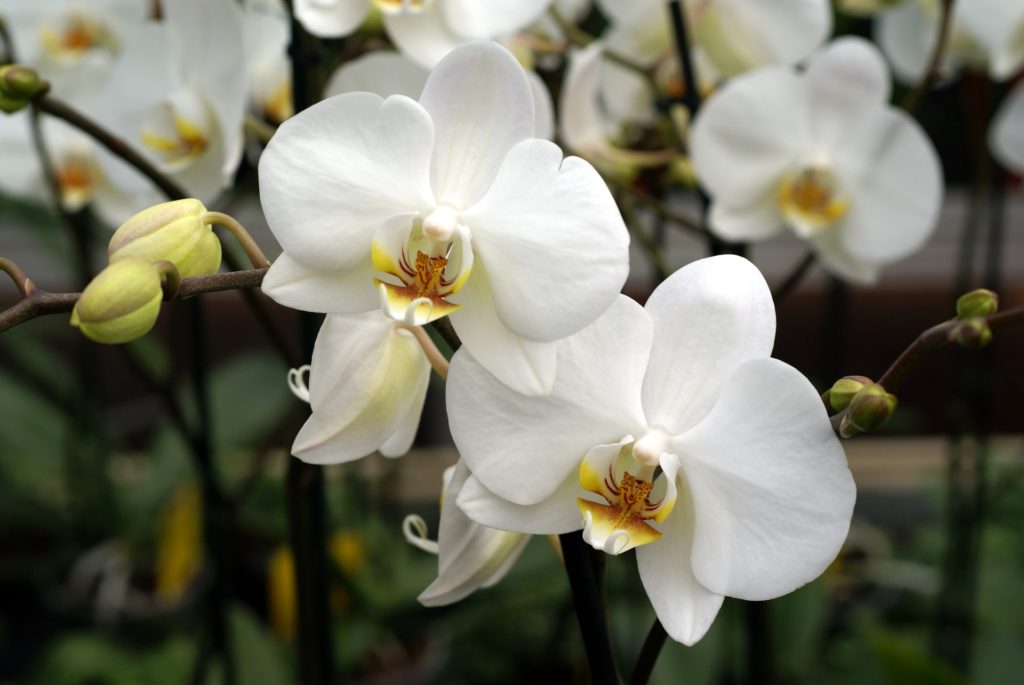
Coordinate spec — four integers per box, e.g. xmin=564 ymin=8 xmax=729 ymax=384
xmin=777 ymin=165 xmax=849 ymax=238
xmin=55 ymin=153 xmax=97 ymax=211
xmin=140 ymin=92 xmax=213 ymax=171
xmin=39 ymin=13 xmax=117 ymax=63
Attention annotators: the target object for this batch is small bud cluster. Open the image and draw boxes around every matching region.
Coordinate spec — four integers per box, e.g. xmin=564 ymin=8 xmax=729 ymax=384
xmin=0 ymin=64 xmax=46 ymax=114
xmin=71 ymin=200 xmax=223 ymax=344
xmin=951 ymin=288 xmax=998 ymax=350
xmin=838 ymin=382 xmax=898 ymax=439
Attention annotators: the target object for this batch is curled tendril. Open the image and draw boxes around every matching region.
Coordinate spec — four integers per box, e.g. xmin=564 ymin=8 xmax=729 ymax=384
xmin=287 ymin=365 xmax=311 ymax=403
xmin=402 ymin=514 xmax=439 ymax=554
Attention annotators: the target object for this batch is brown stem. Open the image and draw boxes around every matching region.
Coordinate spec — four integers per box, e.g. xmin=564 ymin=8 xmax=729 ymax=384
xmin=0 ymin=268 xmax=268 ymax=334
xmin=901 ymin=0 xmax=955 ymax=113
xmin=34 ymin=95 xmax=188 ymax=200
xmin=0 ymin=257 xmax=35 ymax=297
xmin=205 ymin=211 xmax=272 ymax=269
xmin=400 ymin=324 xmax=450 ymax=380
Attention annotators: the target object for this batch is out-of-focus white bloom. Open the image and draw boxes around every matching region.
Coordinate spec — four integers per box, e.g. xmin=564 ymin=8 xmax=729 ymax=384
xmin=94 ymin=0 xmax=247 ymax=213
xmin=991 ymin=79 xmax=1024 ymax=173
xmin=244 ymin=0 xmax=293 ymax=125
xmin=296 ymin=0 xmax=553 ymax=68
xmin=691 ymin=38 xmax=943 ymax=284
xmin=286 ymin=312 xmax=430 ymax=464
xmin=323 ymin=50 xmax=554 ymax=140
xmin=403 ymin=462 xmax=530 ymax=606
xmin=877 ymin=0 xmax=1024 ymax=83
xmin=447 ymin=256 xmax=856 ymax=646
xmin=260 ymin=42 xmax=628 ymax=396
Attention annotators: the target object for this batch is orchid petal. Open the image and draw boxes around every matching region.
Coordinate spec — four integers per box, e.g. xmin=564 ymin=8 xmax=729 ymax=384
xmin=990 ymin=79 xmax=1024 ymax=174
xmin=707 ymin=190 xmax=785 ymax=243
xmin=324 ymin=51 xmax=429 ymax=99
xmin=456 ymin=471 xmax=584 ymax=535
xmin=673 ymin=358 xmax=855 ymax=601
xmin=462 ymin=139 xmax=629 ymax=342
xmin=641 ymin=255 xmax=775 ymax=436
xmin=384 ymin=1 xmax=466 ymax=68
xmin=295 ymin=0 xmax=370 ymax=38
xmin=261 ymin=252 xmax=379 ymax=314
xmin=258 ymin=92 xmax=435 ymax=271
xmin=441 ymin=0 xmax=550 ymax=40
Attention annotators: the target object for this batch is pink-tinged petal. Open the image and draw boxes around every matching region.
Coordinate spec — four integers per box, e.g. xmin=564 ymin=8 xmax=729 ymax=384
xmin=261 ymin=253 xmax=379 ymax=314
xmin=292 ymin=313 xmax=429 ymax=463
xmin=990 ymin=79 xmax=1024 ymax=174
xmin=835 ymin=107 xmax=943 ymax=265
xmin=462 ymin=139 xmax=629 ymax=342
xmin=456 ymin=471 xmax=584 ymax=535
xmin=295 ymin=0 xmax=370 ymax=38
xmin=447 ymin=264 xmax=556 ymax=396
xmin=441 ymin=0 xmax=551 ymax=40
xmin=673 ymin=358 xmax=855 ymax=601
xmin=805 ymin=37 xmax=892 ymax=152
xmin=418 ymin=42 xmax=534 ymax=208
xmin=642 ymin=255 xmax=775 ymax=435
xmin=448 ymin=296 xmax=651 ymax=505
xmin=690 ymin=67 xmax=810 ymax=209
xmin=258 ymin=92 xmax=435 ymax=271
xmin=636 ymin=492 xmax=725 ymax=646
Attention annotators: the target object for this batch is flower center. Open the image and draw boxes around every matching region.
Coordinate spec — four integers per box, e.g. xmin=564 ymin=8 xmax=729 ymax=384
xmin=55 ymin=152 xmax=97 ymax=211
xmin=777 ymin=164 xmax=849 ymax=238
xmin=39 ymin=12 xmax=117 ymax=63
xmin=577 ymin=439 xmax=678 ymax=555
xmin=140 ymin=90 xmax=212 ymax=171
xmin=372 ymin=0 xmax=433 ymax=15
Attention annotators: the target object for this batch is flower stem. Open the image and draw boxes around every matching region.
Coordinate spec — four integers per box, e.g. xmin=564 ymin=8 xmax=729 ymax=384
xmin=629 ymin=618 xmax=668 ymax=685
xmin=0 ymin=257 xmax=34 ymax=297
xmin=401 ymin=324 xmax=450 ymax=380
xmin=205 ymin=211 xmax=272 ymax=269
xmin=430 ymin=316 xmax=462 ymax=352
xmin=559 ymin=533 xmax=622 ymax=685
xmin=770 ymin=250 xmax=816 ymax=304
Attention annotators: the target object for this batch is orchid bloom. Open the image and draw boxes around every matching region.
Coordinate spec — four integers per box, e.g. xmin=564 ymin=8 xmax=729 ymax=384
xmin=286 ymin=312 xmax=430 ymax=464
xmin=260 ymin=41 xmax=629 ymax=396
xmin=447 ymin=255 xmax=856 ymax=645
xmin=877 ymin=0 xmax=1024 ymax=83
xmin=404 ymin=462 xmax=530 ymax=606
xmin=690 ymin=38 xmax=943 ymax=284
xmin=991 ymin=79 xmax=1024 ymax=173
xmin=244 ymin=0 xmax=294 ymax=125
xmin=93 ymin=0 xmax=246 ymax=211
xmin=295 ymin=0 xmax=553 ymax=68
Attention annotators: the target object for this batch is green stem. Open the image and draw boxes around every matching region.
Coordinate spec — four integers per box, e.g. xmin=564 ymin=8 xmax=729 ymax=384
xmin=630 ymin=618 xmax=668 ymax=685
xmin=559 ymin=533 xmax=622 ymax=685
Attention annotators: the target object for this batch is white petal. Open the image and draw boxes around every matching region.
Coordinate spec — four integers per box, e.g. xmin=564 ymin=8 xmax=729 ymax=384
xmin=707 ymin=190 xmax=786 ymax=243
xmin=418 ymin=42 xmax=535 ymax=208
xmin=323 ymin=51 xmax=429 ymax=99
xmin=456 ymin=472 xmax=583 ymax=535
xmin=292 ymin=314 xmax=429 ymax=463
xmin=990 ymin=79 xmax=1024 ymax=174
xmin=296 ymin=0 xmax=370 ymax=37
xmin=641 ymin=255 xmax=775 ymax=435
xmin=384 ymin=2 xmax=466 ymax=68
xmin=673 ymin=358 xmax=856 ymax=601
xmin=835 ymin=108 xmax=943 ymax=265
xmin=441 ymin=0 xmax=551 ymax=40
xmin=448 ymin=264 xmax=557 ymax=396
xmin=636 ymin=491 xmax=725 ymax=646
xmin=447 ymin=295 xmax=651 ymax=505
xmin=462 ymin=139 xmax=629 ymax=342
xmin=958 ymin=0 xmax=1024 ymax=80
xmin=690 ymin=67 xmax=809 ymax=208
xmin=809 ymin=229 xmax=881 ymax=285
xmin=526 ymin=70 xmax=555 ymax=142
xmin=259 ymin=92 xmax=435 ymax=271
xmin=560 ymin=42 xmax=612 ymax=155
xmin=806 ymin=37 xmax=892 ymax=152
xmin=378 ymin=354 xmax=431 ymax=457
xmin=261 ymin=253 xmax=379 ymax=314
xmin=875 ymin=0 xmax=942 ymax=84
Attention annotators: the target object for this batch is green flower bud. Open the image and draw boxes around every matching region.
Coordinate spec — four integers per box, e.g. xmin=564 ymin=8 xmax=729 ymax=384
xmin=0 ymin=65 xmax=45 ymax=99
xmin=828 ymin=375 xmax=873 ymax=412
xmin=108 ymin=199 xmax=221 ymax=277
xmin=953 ymin=318 xmax=992 ymax=349
xmin=840 ymin=384 xmax=897 ymax=438
xmin=955 ymin=288 xmax=998 ymax=320
xmin=70 ymin=257 xmax=169 ymax=344
xmin=0 ymin=94 xmax=27 ymax=114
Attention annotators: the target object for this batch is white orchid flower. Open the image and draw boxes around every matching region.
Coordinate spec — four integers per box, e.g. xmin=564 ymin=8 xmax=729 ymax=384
xmin=690 ymin=37 xmax=943 ymax=284
xmin=404 ymin=462 xmax=530 ymax=606
xmin=244 ymin=0 xmax=293 ymax=125
xmin=295 ymin=0 xmax=553 ymax=68
xmin=323 ymin=50 xmax=554 ymax=140
xmin=286 ymin=311 xmax=430 ymax=464
xmin=93 ymin=0 xmax=246 ymax=212
xmin=260 ymin=41 xmax=629 ymax=396
xmin=991 ymin=79 xmax=1024 ymax=173
xmin=447 ymin=255 xmax=856 ymax=646
xmin=876 ymin=0 xmax=1024 ymax=83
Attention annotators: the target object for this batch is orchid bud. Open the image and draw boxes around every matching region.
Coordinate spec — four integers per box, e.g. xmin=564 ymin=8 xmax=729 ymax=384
xmin=952 ymin=318 xmax=992 ymax=349
xmin=0 ymin=94 xmax=26 ymax=114
xmin=840 ymin=384 xmax=897 ymax=438
xmin=828 ymin=375 xmax=873 ymax=412
xmin=0 ymin=65 xmax=44 ymax=99
xmin=70 ymin=257 xmax=172 ymax=344
xmin=955 ymin=289 xmax=998 ymax=320
xmin=108 ymin=199 xmax=221 ymax=277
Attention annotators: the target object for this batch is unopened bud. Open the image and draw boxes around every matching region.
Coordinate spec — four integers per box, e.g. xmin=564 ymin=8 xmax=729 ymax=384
xmin=828 ymin=375 xmax=873 ymax=412
xmin=840 ymin=383 xmax=897 ymax=438
xmin=0 ymin=94 xmax=26 ymax=114
xmin=0 ymin=65 xmax=45 ymax=99
xmin=955 ymin=289 xmax=998 ymax=320
xmin=70 ymin=257 xmax=173 ymax=344
xmin=952 ymin=318 xmax=992 ymax=349
xmin=108 ymin=199 xmax=221 ymax=277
